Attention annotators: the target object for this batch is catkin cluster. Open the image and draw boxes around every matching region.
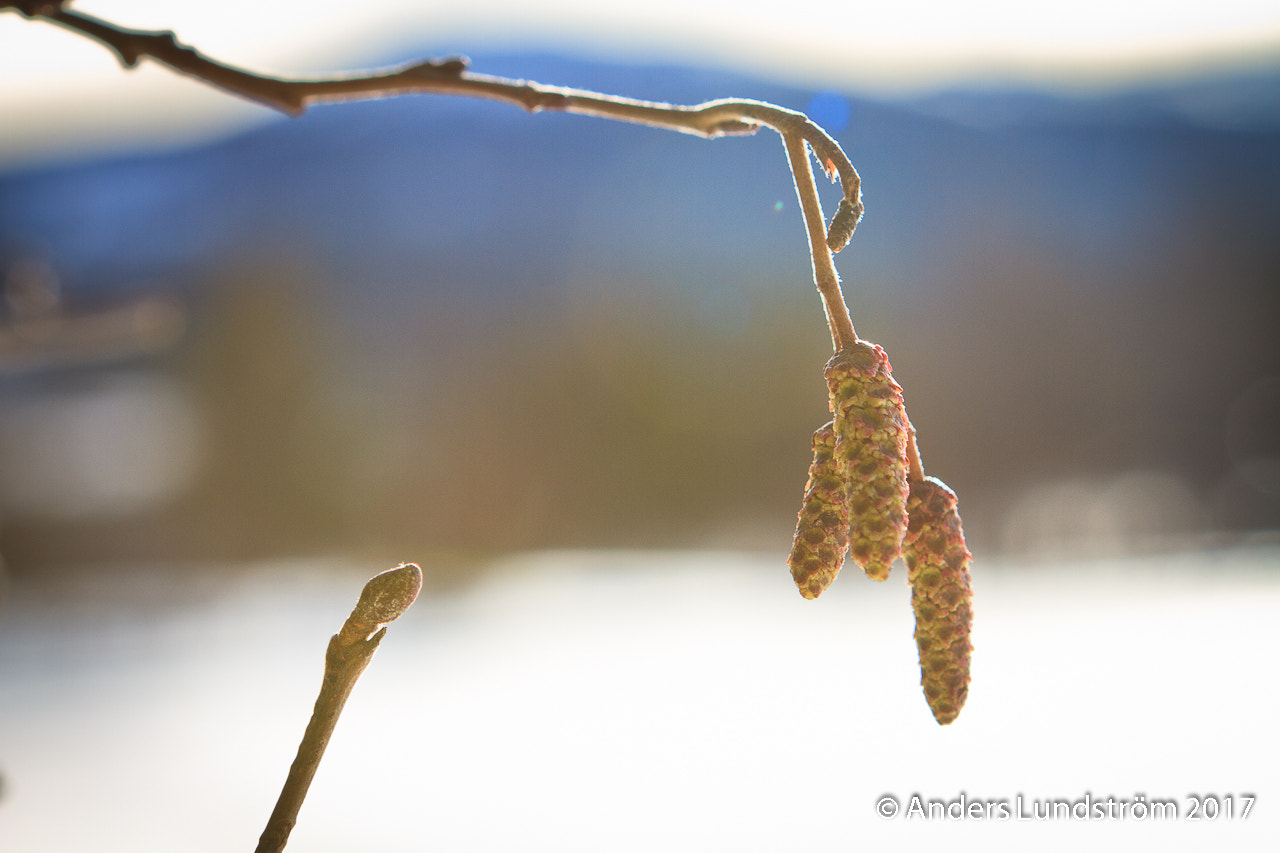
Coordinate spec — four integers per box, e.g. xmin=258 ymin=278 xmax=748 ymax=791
xmin=903 ymin=476 xmax=973 ymax=725
xmin=786 ymin=339 xmax=973 ymax=725
xmin=787 ymin=340 xmax=909 ymax=594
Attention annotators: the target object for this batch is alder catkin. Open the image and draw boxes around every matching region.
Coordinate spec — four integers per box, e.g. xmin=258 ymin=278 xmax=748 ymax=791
xmin=823 ymin=341 xmax=910 ymax=581
xmin=903 ymin=476 xmax=973 ymax=726
xmin=787 ymin=422 xmax=852 ymax=599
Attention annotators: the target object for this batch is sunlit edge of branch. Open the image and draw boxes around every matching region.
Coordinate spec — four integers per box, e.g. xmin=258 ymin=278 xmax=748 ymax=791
xmin=783 ymin=134 xmax=857 ymax=352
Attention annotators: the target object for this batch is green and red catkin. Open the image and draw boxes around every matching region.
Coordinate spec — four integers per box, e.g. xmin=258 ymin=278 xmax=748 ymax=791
xmin=786 ymin=335 xmax=973 ymax=725
xmin=824 ymin=341 xmax=910 ymax=582
xmin=787 ymin=422 xmax=851 ymax=599
xmin=903 ymin=476 xmax=973 ymax=726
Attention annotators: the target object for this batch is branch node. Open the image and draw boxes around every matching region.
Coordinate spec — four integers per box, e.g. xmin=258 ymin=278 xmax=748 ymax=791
xmin=528 ymin=88 xmax=573 ymax=113
xmin=707 ymin=118 xmax=761 ymax=136
xmin=404 ymin=56 xmax=470 ymax=78
xmin=9 ymin=0 xmax=65 ymax=17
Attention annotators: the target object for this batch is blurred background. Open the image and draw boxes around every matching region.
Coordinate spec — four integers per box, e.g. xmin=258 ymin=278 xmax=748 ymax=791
xmin=2 ymin=0 xmax=1279 ymax=571
xmin=1 ymin=2 xmax=1279 ymax=851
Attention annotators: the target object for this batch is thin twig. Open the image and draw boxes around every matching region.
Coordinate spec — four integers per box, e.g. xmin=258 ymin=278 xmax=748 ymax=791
xmin=906 ymin=420 xmax=925 ymax=482
xmin=14 ymin=6 xmax=863 ymax=250
xmin=255 ymin=563 xmax=423 ymax=853
xmin=783 ymin=134 xmax=857 ymax=352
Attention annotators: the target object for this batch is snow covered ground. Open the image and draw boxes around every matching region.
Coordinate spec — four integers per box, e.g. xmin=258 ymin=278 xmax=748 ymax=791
xmin=1 ymin=545 xmax=1277 ymax=851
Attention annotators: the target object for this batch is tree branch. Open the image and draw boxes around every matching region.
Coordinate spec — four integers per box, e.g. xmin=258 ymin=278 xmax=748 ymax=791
xmin=13 ymin=4 xmax=862 ymax=252
xmin=255 ymin=563 xmax=423 ymax=853
xmin=784 ymin=134 xmax=857 ymax=351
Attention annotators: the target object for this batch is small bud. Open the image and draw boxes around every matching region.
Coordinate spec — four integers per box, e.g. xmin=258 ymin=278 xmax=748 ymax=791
xmin=787 ymin=422 xmax=851 ymax=599
xmin=825 ymin=195 xmax=863 ymax=252
xmin=903 ymin=477 xmax=973 ymax=725
xmin=350 ymin=563 xmax=423 ymax=627
xmin=824 ymin=342 xmax=910 ymax=581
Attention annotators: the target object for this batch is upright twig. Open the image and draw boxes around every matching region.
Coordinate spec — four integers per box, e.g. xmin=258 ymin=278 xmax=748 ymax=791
xmin=255 ymin=563 xmax=423 ymax=853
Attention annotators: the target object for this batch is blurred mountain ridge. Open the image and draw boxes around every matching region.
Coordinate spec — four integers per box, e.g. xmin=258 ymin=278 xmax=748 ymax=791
xmin=898 ymin=64 xmax=1280 ymax=131
xmin=3 ymin=53 xmax=1279 ymax=299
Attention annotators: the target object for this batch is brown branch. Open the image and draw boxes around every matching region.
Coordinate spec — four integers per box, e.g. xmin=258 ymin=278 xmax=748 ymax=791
xmin=255 ymin=564 xmax=422 ymax=853
xmin=4 ymin=1 xmax=66 ymax=16
xmin=783 ymin=134 xmax=857 ymax=352
xmin=18 ymin=6 xmax=862 ymax=251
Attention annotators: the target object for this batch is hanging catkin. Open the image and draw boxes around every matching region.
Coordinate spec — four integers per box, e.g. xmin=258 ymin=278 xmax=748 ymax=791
xmin=787 ymin=422 xmax=851 ymax=599
xmin=823 ymin=341 xmax=910 ymax=581
xmin=903 ymin=476 xmax=973 ymax=725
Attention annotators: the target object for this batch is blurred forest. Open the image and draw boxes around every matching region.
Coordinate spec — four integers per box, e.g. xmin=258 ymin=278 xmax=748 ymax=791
xmin=2 ymin=53 xmax=1278 ymax=581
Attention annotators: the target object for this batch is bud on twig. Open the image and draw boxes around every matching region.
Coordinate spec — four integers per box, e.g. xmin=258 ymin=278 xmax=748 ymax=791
xmin=825 ymin=196 xmax=863 ymax=253
xmin=903 ymin=477 xmax=973 ymax=725
xmin=256 ymin=563 xmax=422 ymax=853
xmin=787 ymin=422 xmax=852 ymax=599
xmin=348 ymin=563 xmax=423 ymax=630
xmin=824 ymin=342 xmax=910 ymax=581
